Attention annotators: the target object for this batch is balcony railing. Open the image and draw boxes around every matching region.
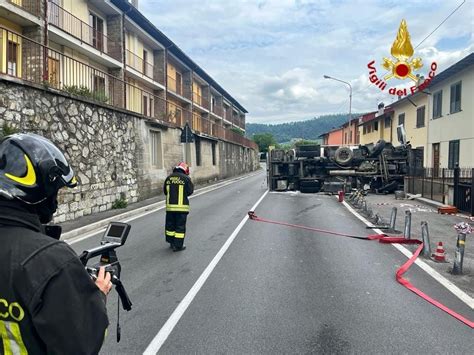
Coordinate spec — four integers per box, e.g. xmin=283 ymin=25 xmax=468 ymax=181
xmin=212 ymin=105 xmax=223 ymax=117
xmin=48 ymin=1 xmax=118 ymax=56
xmin=0 ymin=26 xmax=257 ymax=150
xmin=126 ymin=49 xmax=153 ymax=79
xmin=167 ymin=75 xmax=183 ymax=96
xmin=7 ymin=0 xmax=41 ymax=17
xmin=193 ymin=92 xmax=209 ymax=110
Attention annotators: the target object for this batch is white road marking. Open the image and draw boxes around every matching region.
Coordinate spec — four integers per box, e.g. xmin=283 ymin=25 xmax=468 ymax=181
xmin=143 ymin=189 xmax=269 ymax=355
xmin=66 ymin=171 xmax=262 ymax=245
xmin=342 ymin=200 xmax=474 ymax=309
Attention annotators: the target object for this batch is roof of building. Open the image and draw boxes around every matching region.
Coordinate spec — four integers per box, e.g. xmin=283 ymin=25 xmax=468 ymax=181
xmin=111 ymin=0 xmax=248 ymax=113
xmin=358 ymin=107 xmax=393 ymax=125
xmin=383 ymin=52 xmax=474 ymax=110
xmin=428 ymin=52 xmax=474 ymax=88
xmin=318 ymin=125 xmax=344 ymax=138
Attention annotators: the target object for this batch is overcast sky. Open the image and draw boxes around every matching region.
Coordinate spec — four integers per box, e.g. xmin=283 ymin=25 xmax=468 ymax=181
xmin=139 ymin=0 xmax=473 ymax=124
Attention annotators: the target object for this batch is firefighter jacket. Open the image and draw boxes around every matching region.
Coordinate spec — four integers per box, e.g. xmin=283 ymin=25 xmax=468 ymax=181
xmin=163 ymin=171 xmax=194 ymax=213
xmin=0 ymin=201 xmax=109 ymax=355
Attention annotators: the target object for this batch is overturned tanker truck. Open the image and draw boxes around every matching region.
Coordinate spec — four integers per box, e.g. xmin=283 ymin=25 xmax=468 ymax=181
xmin=268 ymin=126 xmax=414 ymax=193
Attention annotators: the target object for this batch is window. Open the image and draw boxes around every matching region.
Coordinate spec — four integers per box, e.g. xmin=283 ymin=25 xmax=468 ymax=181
xmin=93 ymin=74 xmax=106 ymax=101
xmin=150 ymin=130 xmax=163 ymax=169
xmin=363 ymin=126 xmax=366 ymax=135
xmin=416 ymin=106 xmax=425 ymax=128
xmin=349 ymin=130 xmax=352 ymax=144
xmin=450 ymin=81 xmax=462 ymax=113
xmin=212 ymin=142 xmax=217 ymax=165
xmin=448 ymin=140 xmax=460 ymax=169
xmin=7 ymin=41 xmax=19 ymax=76
xmin=142 ymin=95 xmax=154 ymax=117
xmin=89 ymin=13 xmax=104 ymax=51
xmin=374 ymin=121 xmax=378 ymax=131
xmin=48 ymin=57 xmax=60 ymax=88
xmin=142 ymin=49 xmax=148 ymax=75
xmin=195 ymin=137 xmax=201 ymax=166
xmin=174 ymin=108 xmax=182 ymax=125
xmin=384 ymin=117 xmax=390 ymax=128
xmin=143 ymin=96 xmax=148 ymax=116
xmin=344 ymin=132 xmax=347 ymax=144
xmin=93 ymin=75 xmax=106 ymax=92
xmin=175 ymin=72 xmax=182 ymax=95
xmin=433 ymin=90 xmax=442 ymax=119
xmin=398 ymin=113 xmax=405 ymax=126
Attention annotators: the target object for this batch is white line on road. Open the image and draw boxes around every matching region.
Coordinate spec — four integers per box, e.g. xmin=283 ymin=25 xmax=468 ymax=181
xmin=143 ymin=189 xmax=269 ymax=355
xmin=342 ymin=200 xmax=474 ymax=309
xmin=66 ymin=171 xmax=263 ymax=245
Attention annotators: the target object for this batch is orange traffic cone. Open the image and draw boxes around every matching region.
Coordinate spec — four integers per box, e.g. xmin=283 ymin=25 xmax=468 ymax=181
xmin=433 ymin=242 xmax=446 ymax=262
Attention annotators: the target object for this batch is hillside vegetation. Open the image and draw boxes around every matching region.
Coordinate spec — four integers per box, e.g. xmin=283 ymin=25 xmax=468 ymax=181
xmin=246 ymin=114 xmax=363 ymax=143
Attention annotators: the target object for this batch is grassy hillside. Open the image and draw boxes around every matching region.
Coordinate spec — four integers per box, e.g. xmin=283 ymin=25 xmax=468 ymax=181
xmin=246 ymin=114 xmax=362 ymax=143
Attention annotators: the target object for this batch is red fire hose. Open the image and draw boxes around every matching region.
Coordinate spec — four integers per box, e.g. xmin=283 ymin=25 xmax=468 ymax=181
xmin=247 ymin=211 xmax=474 ymax=329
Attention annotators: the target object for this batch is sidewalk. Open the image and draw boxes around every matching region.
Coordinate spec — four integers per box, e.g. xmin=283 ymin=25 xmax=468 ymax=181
xmin=348 ymin=192 xmax=474 ymax=299
xmin=57 ymin=169 xmax=262 ymax=239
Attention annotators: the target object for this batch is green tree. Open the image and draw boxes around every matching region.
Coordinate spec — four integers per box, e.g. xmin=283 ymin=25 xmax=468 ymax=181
xmin=252 ymin=133 xmax=276 ymax=152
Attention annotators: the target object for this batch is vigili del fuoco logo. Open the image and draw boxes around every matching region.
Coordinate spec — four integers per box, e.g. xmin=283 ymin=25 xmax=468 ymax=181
xmin=367 ymin=19 xmax=437 ymax=96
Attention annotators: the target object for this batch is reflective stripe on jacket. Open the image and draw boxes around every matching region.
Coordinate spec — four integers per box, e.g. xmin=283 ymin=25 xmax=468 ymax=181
xmin=164 ymin=171 xmax=194 ymax=213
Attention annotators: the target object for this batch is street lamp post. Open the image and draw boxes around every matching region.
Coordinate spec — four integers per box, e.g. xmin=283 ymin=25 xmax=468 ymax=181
xmin=324 ymin=75 xmax=352 ymax=145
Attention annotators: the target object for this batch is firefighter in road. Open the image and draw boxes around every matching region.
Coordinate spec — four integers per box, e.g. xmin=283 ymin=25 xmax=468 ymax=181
xmin=164 ymin=162 xmax=194 ymax=251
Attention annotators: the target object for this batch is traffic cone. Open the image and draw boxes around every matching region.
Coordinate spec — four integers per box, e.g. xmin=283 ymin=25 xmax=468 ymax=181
xmin=433 ymin=242 xmax=446 ymax=262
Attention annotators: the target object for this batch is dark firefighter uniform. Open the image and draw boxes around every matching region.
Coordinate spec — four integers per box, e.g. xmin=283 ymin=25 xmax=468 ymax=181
xmin=163 ymin=170 xmax=194 ymax=249
xmin=0 ymin=202 xmax=109 ymax=354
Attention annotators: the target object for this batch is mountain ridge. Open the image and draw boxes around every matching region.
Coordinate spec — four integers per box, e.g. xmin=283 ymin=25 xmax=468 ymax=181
xmin=245 ymin=113 xmax=363 ymax=143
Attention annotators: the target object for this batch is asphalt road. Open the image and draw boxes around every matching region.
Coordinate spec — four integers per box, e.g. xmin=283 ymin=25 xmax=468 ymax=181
xmin=70 ymin=169 xmax=473 ymax=354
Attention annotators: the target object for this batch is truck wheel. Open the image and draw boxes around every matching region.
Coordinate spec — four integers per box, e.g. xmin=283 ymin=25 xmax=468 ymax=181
xmin=334 ymin=147 xmax=353 ymax=165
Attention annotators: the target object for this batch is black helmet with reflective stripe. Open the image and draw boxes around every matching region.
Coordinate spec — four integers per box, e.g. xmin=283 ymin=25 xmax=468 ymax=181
xmin=0 ymin=133 xmax=77 ymax=205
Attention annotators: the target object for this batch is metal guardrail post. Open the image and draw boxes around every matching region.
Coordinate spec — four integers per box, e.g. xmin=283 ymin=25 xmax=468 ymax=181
xmin=442 ymin=168 xmax=446 ymax=205
xmin=421 ymin=168 xmax=425 ymax=197
xmin=404 ymin=210 xmax=412 ymax=239
xmin=453 ymin=164 xmax=460 ymax=208
xmin=421 ymin=221 xmax=431 ymax=258
xmin=431 ymin=169 xmax=434 ymax=200
xmin=452 ymin=232 xmax=466 ymax=275
xmin=389 ymin=207 xmax=397 ymax=231
xmin=471 ymin=168 xmax=474 ymax=216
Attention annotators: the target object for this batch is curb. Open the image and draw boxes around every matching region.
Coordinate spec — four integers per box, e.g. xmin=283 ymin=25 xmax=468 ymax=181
xmin=61 ymin=170 xmax=262 ymax=241
xmin=341 ymin=197 xmax=474 ymax=309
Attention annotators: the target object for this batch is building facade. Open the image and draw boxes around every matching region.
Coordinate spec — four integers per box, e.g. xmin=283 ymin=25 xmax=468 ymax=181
xmin=426 ymin=53 xmax=474 ymax=169
xmin=0 ymin=0 xmax=259 ymax=222
xmin=0 ymin=0 xmax=251 ymax=144
xmin=357 ymin=106 xmax=393 ymax=147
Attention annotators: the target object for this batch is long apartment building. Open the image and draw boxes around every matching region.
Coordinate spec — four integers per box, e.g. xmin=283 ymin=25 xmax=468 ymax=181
xmin=0 ymin=0 xmax=250 ymax=147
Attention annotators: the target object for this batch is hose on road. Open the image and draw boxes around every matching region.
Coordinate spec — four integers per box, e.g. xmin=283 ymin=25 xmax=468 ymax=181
xmin=247 ymin=211 xmax=474 ymax=329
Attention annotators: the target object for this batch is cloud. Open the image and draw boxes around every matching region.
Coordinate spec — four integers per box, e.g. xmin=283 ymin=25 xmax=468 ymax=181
xmin=139 ymin=0 xmax=473 ymax=124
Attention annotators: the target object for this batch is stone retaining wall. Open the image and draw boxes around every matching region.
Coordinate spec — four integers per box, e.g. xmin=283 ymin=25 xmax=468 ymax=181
xmin=0 ymin=78 xmax=259 ymax=222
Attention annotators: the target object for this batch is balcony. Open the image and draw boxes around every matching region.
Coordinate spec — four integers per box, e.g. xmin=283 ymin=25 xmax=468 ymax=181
xmin=193 ymin=92 xmax=209 ymax=110
xmin=0 ymin=26 xmax=257 ymax=151
xmin=48 ymin=1 xmax=118 ymax=56
xmin=126 ymin=49 xmax=153 ymax=79
xmin=167 ymin=75 xmax=191 ymax=100
xmin=7 ymin=0 xmax=41 ymax=17
xmin=211 ymin=105 xmax=223 ymax=117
